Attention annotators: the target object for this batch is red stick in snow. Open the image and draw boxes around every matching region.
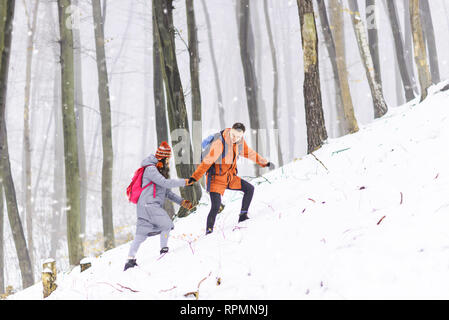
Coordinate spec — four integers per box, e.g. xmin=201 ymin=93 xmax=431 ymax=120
xmin=377 ymin=216 xmax=386 ymax=225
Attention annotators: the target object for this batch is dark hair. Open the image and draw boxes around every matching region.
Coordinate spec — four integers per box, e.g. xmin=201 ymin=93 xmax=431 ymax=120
xmin=158 ymin=158 xmax=170 ymax=179
xmin=232 ymin=122 xmax=246 ymax=132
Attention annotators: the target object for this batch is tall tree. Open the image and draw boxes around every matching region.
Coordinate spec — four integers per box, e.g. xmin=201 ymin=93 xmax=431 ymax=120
xmin=263 ymin=0 xmax=283 ymax=166
xmin=317 ymin=0 xmax=358 ymax=135
xmin=0 ymin=183 xmax=4 ymax=294
xmin=409 ymin=0 xmax=431 ymax=101
xmin=365 ymin=0 xmax=381 ymax=87
xmin=200 ymin=0 xmax=225 ymax=129
xmin=186 ymin=0 xmax=202 ymax=168
xmin=420 ymin=0 xmax=440 ymax=84
xmin=296 ymin=0 xmax=327 ymax=153
xmin=347 ymin=0 xmax=388 ymax=118
xmin=153 ymin=0 xmax=202 ymax=217
xmin=91 ymin=0 xmax=115 ymax=251
xmin=384 ymin=0 xmax=416 ymax=102
xmin=57 ymin=0 xmax=83 ymax=266
xmin=72 ymin=0 xmax=87 ymax=237
xmin=403 ymin=0 xmax=417 ymax=93
xmin=0 ymin=0 xmax=35 ymax=288
xmin=151 ymin=2 xmax=175 ymax=219
xmin=237 ymin=0 xmax=262 ymax=175
xmin=22 ymin=0 xmax=40 ymax=271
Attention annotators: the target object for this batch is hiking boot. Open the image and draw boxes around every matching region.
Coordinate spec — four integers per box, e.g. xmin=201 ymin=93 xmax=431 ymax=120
xmin=206 ymin=227 xmax=213 ymax=235
xmin=238 ymin=212 xmax=249 ymax=223
xmin=124 ymin=259 xmax=138 ymax=271
xmin=160 ymin=247 xmax=169 ymax=255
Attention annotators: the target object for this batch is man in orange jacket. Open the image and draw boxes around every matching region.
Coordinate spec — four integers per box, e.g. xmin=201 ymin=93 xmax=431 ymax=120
xmin=188 ymin=123 xmax=275 ymax=234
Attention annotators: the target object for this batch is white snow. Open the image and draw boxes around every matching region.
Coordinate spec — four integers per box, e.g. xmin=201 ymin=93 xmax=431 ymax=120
xmin=8 ymin=82 xmax=449 ymax=300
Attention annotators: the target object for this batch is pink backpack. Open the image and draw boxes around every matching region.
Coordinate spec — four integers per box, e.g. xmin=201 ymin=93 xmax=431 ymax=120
xmin=126 ymin=165 xmax=156 ymax=204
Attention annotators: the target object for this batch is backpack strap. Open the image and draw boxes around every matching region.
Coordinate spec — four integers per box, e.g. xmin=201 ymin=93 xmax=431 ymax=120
xmin=142 ymin=164 xmax=156 ymax=198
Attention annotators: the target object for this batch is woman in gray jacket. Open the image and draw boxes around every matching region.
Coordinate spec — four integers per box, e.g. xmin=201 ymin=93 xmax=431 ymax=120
xmin=124 ymin=142 xmax=194 ymax=271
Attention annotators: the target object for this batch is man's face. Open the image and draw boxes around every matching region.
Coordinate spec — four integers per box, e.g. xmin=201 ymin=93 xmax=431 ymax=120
xmin=230 ymin=129 xmax=244 ymax=144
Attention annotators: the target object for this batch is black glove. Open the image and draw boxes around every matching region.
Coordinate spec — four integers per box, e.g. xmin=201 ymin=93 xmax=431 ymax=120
xmin=265 ymin=162 xmax=275 ymax=170
xmin=188 ymin=177 xmax=196 ymax=185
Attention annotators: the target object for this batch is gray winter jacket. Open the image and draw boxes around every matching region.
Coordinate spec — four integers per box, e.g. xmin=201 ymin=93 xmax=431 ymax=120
xmin=137 ymin=154 xmax=186 ymax=208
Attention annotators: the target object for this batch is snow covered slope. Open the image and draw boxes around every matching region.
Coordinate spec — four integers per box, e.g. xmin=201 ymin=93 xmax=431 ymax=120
xmin=9 ymin=82 xmax=449 ymax=300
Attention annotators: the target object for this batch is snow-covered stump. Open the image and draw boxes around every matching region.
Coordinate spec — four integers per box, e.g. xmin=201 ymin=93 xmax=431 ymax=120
xmin=80 ymin=257 xmax=92 ymax=272
xmin=42 ymin=259 xmax=57 ymax=298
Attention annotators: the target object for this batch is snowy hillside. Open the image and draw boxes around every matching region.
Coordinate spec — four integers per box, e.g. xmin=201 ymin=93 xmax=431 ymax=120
xmin=8 ymin=82 xmax=449 ymax=300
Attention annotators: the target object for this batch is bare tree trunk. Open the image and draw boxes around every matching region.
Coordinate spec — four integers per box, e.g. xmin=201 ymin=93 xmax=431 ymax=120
xmin=72 ymin=0 xmax=87 ymax=237
xmin=200 ymin=0 xmax=225 ymax=129
xmin=250 ymin=2 xmax=270 ymax=161
xmin=317 ymin=0 xmax=358 ymax=135
xmin=46 ymin=0 xmax=66 ymax=260
xmin=263 ymin=0 xmax=283 ymax=166
xmin=22 ymin=0 xmax=40 ymax=271
xmin=365 ymin=0 xmax=382 ymax=86
xmin=384 ymin=0 xmax=416 ymax=102
xmin=409 ymin=0 xmax=432 ymax=101
xmin=57 ymin=0 xmax=83 ymax=266
xmin=151 ymin=1 xmax=175 ymax=219
xmin=296 ymin=0 xmax=327 ymax=153
xmin=0 ymin=0 xmax=35 ymax=288
xmin=153 ymin=0 xmax=202 ymax=217
xmin=0 ymin=182 xmax=4 ymax=294
xmin=403 ymin=0 xmax=417 ymax=94
xmin=186 ymin=0 xmax=202 ymax=167
xmin=92 ymin=0 xmax=115 ymax=251
xmin=238 ymin=0 xmax=262 ymax=176
xmin=347 ymin=0 xmax=388 ymax=118
xmin=420 ymin=0 xmax=440 ymax=84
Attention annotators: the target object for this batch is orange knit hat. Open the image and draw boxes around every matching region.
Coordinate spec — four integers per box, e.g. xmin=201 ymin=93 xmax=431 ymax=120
xmin=155 ymin=141 xmax=172 ymax=159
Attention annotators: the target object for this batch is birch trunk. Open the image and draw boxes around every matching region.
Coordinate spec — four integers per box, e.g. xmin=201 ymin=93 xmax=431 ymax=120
xmin=0 ymin=0 xmax=35 ymax=288
xmin=92 ymin=0 xmax=115 ymax=251
xmin=296 ymin=0 xmax=327 ymax=153
xmin=57 ymin=0 xmax=83 ymax=266
xmin=347 ymin=0 xmax=388 ymax=118
xmin=409 ymin=0 xmax=431 ymax=101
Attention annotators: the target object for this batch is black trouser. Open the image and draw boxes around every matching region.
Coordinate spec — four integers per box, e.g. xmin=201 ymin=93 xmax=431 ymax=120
xmin=206 ymin=179 xmax=254 ymax=232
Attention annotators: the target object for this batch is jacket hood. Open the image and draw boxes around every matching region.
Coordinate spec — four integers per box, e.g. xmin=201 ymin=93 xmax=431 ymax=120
xmin=141 ymin=154 xmax=159 ymax=167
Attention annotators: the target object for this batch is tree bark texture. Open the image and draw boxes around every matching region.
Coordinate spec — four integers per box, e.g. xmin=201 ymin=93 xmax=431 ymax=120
xmin=384 ymin=0 xmax=416 ymax=102
xmin=409 ymin=0 xmax=432 ymax=101
xmin=0 ymin=0 xmax=35 ymax=288
xmin=57 ymin=0 xmax=83 ymax=266
xmin=419 ymin=0 xmax=440 ymax=84
xmin=317 ymin=0 xmax=358 ymax=135
xmin=92 ymin=0 xmax=115 ymax=251
xmin=238 ymin=0 xmax=262 ymax=175
xmin=347 ymin=0 xmax=388 ymax=118
xmin=153 ymin=0 xmax=202 ymax=217
xmin=297 ymin=0 xmax=327 ymax=154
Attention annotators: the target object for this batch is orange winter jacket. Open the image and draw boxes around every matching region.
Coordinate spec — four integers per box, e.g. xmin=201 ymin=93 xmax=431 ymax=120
xmin=191 ymin=128 xmax=268 ymax=195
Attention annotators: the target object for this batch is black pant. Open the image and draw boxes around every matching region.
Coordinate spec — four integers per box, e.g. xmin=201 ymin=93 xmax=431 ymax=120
xmin=206 ymin=179 xmax=254 ymax=232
